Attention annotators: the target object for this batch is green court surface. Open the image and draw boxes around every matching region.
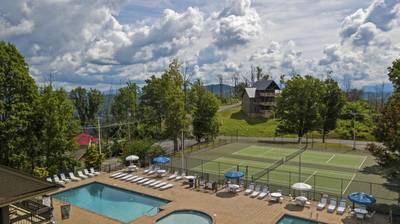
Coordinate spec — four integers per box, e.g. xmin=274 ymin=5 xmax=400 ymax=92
xmin=189 ymin=144 xmax=368 ymax=195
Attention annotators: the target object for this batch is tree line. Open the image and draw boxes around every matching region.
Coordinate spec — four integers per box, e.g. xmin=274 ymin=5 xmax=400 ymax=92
xmin=0 ymin=42 xmax=220 ymax=175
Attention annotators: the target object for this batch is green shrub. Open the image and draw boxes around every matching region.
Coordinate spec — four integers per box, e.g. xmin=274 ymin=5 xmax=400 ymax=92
xmin=33 ymin=166 xmax=49 ymax=178
xmin=84 ymin=144 xmax=105 ymax=169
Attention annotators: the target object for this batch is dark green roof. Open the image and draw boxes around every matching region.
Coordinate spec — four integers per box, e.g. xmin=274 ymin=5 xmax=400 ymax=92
xmin=0 ymin=165 xmax=61 ymax=207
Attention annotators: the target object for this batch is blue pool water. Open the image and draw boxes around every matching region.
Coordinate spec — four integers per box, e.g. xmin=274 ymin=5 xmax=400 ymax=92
xmin=52 ymin=182 xmax=169 ymax=223
xmin=276 ymin=214 xmax=321 ymax=224
xmin=156 ymin=210 xmax=213 ymax=224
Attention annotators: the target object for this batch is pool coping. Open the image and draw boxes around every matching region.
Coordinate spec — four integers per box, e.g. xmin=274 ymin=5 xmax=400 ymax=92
xmin=153 ymin=209 xmax=215 ymax=224
xmin=51 ymin=181 xmax=172 ymax=223
xmin=275 ymin=213 xmax=327 ymax=224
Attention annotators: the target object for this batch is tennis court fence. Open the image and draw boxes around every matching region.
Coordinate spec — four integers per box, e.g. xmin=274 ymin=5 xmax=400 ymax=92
xmin=163 ymin=155 xmax=400 ymax=207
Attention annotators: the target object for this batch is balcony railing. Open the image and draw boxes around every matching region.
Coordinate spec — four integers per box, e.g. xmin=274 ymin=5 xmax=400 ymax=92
xmin=259 ymin=92 xmax=276 ymax=97
xmin=257 ymin=101 xmax=275 ymax=106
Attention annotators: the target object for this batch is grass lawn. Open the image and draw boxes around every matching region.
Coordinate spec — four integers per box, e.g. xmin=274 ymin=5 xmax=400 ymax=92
xmin=218 ymin=107 xmax=375 ymax=141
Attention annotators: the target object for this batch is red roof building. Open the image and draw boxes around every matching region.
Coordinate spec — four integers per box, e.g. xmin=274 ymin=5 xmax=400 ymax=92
xmin=75 ymin=133 xmax=98 ymax=146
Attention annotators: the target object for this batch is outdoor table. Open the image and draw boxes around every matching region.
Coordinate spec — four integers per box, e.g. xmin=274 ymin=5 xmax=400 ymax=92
xmin=270 ymin=192 xmax=282 ymax=202
xmin=228 ymin=184 xmax=240 ymax=192
xmin=185 ymin=176 xmax=196 ymax=179
xmin=295 ymin=196 xmax=307 ymax=202
xmin=354 ymin=208 xmax=368 ymax=215
xmin=127 ymin=165 xmax=136 ymax=172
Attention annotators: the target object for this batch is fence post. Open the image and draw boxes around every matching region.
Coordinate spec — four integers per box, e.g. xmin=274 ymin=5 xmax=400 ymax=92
xmin=245 ymin=166 xmax=248 ymax=187
xmin=218 ymin=162 xmax=221 ymax=183
xmin=288 ymin=171 xmax=291 ymax=190
xmin=370 ymin=182 xmax=372 ymax=195
xmin=340 ymin=179 xmax=343 ymax=199
xmin=201 ymin=160 xmax=204 ymax=174
xmin=314 ymin=175 xmax=316 ymax=200
xmin=237 ymin=164 xmax=239 ymax=172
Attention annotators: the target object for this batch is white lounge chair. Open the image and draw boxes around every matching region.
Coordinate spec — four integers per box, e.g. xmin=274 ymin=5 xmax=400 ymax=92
xmin=150 ymin=180 xmax=162 ymax=187
xmin=317 ymin=195 xmax=328 ymax=210
xmin=120 ymin=174 xmax=133 ymax=180
xmin=160 ymin=183 xmax=173 ymax=190
xmin=60 ymin=173 xmax=71 ymax=183
xmin=53 ymin=175 xmax=65 ymax=184
xmin=250 ymin=185 xmax=261 ymax=198
xmin=114 ymin=173 xmax=128 ymax=179
xmin=69 ymin=172 xmax=81 ymax=181
xmin=154 ymin=182 xmax=168 ymax=188
xmin=137 ymin=178 xmax=149 ymax=184
xmin=143 ymin=179 xmax=156 ymax=185
xmin=337 ymin=199 xmax=346 ymax=215
xmin=131 ymin=176 xmax=144 ymax=182
xmin=148 ymin=167 xmax=158 ymax=175
xmin=46 ymin=177 xmax=52 ymax=182
xmin=84 ymin=169 xmax=95 ymax=177
xmin=110 ymin=172 xmax=122 ymax=178
xmin=258 ymin=186 xmax=269 ymax=199
xmin=125 ymin=175 xmax=138 ymax=181
xmin=327 ymin=198 xmax=337 ymax=213
xmin=78 ymin=170 xmax=88 ymax=179
xmin=175 ymin=172 xmax=186 ymax=181
xmin=168 ymin=171 xmax=178 ymax=180
xmin=144 ymin=165 xmax=154 ymax=174
xmin=90 ymin=167 xmax=100 ymax=176
xmin=244 ymin=183 xmax=255 ymax=195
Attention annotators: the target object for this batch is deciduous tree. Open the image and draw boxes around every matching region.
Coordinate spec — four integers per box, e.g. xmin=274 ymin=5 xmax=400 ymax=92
xmin=276 ymin=75 xmax=323 ymax=142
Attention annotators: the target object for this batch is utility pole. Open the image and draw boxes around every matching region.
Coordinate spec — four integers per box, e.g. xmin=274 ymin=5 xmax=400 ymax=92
xmin=98 ymin=117 xmax=102 ymax=154
xmin=352 ymin=112 xmax=356 ymax=150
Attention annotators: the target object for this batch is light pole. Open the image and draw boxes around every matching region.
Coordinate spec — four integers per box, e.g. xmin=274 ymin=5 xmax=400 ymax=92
xmin=97 ymin=117 xmax=102 ymax=154
xmin=351 ymin=112 xmax=356 ymax=150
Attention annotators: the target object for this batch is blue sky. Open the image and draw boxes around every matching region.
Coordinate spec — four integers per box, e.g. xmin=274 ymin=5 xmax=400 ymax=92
xmin=1 ymin=0 xmax=399 ymax=90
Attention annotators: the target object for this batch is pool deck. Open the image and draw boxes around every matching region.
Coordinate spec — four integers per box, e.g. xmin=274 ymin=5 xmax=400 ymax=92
xmin=51 ymin=170 xmax=388 ymax=224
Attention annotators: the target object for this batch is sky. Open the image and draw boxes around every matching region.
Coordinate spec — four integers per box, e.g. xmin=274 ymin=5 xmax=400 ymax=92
xmin=1 ymin=0 xmax=400 ymax=90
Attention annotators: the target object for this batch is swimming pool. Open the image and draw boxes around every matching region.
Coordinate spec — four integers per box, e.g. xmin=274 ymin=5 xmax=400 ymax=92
xmin=52 ymin=182 xmax=169 ymax=223
xmin=156 ymin=210 xmax=213 ymax=224
xmin=276 ymin=214 xmax=322 ymax=224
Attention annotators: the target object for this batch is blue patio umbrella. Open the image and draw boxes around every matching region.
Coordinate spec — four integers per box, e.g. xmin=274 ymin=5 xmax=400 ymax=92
xmin=224 ymin=171 xmax=244 ymax=179
xmin=152 ymin=156 xmax=170 ymax=164
xmin=348 ymin=192 xmax=376 ymax=206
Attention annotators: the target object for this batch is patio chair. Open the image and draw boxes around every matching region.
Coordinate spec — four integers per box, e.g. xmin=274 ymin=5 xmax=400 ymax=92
xmin=317 ymin=194 xmax=328 ymax=210
xmin=365 ymin=210 xmax=375 ymax=219
xmin=69 ymin=172 xmax=81 ymax=181
xmin=53 ymin=175 xmax=65 ymax=184
xmin=77 ymin=170 xmax=88 ymax=179
xmin=137 ymin=178 xmax=149 ymax=184
xmin=90 ymin=167 xmax=100 ymax=176
xmin=131 ymin=176 xmax=144 ymax=182
xmin=175 ymin=172 xmax=186 ymax=181
xmin=258 ymin=186 xmax=269 ymax=199
xmin=327 ymin=198 xmax=337 ymax=213
xmin=110 ymin=172 xmax=122 ymax=178
xmin=250 ymin=185 xmax=261 ymax=198
xmin=46 ymin=177 xmax=52 ymax=182
xmin=84 ymin=169 xmax=95 ymax=177
xmin=160 ymin=183 xmax=174 ymax=190
xmin=168 ymin=171 xmax=178 ymax=180
xmin=336 ymin=199 xmax=347 ymax=215
xmin=244 ymin=183 xmax=255 ymax=195
xmin=115 ymin=173 xmax=128 ymax=179
xmin=60 ymin=173 xmax=71 ymax=183
xmin=155 ymin=182 xmax=168 ymax=188
xmin=356 ymin=213 xmax=365 ymax=220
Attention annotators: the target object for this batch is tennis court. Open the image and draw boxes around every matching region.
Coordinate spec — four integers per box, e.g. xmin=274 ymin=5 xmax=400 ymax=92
xmin=189 ymin=143 xmax=367 ymax=195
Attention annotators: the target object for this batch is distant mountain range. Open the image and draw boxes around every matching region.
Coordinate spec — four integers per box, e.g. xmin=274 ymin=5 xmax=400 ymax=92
xmin=205 ymin=84 xmax=234 ymax=97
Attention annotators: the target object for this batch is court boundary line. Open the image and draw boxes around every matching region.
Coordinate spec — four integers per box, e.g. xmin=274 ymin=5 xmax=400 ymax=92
xmin=304 ymin=171 xmax=318 ymax=183
xmin=358 ymin=156 xmax=368 ymax=169
xmin=343 ymin=173 xmax=357 ymax=194
xmin=326 ymin=154 xmax=336 ymax=163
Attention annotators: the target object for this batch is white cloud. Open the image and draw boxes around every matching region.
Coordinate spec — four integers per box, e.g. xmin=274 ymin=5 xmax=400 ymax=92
xmin=0 ymin=0 xmax=399 ymax=89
